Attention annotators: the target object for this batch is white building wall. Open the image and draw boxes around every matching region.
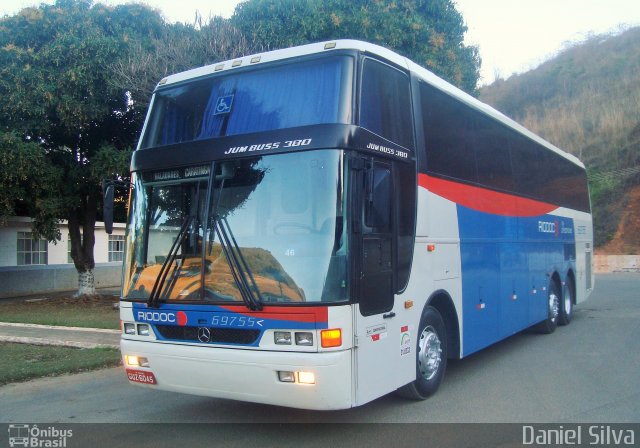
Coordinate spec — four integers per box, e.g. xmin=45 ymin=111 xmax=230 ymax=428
xmin=48 ymin=228 xmax=69 ymax=265
xmin=0 ymin=217 xmax=125 ymax=267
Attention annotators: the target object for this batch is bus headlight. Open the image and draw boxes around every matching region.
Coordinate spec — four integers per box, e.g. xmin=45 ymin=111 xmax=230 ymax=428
xmin=274 ymin=331 xmax=292 ymax=345
xmin=123 ymin=323 xmax=136 ymax=335
xmin=137 ymin=324 xmax=150 ymax=336
xmin=295 ymin=332 xmax=313 ymax=346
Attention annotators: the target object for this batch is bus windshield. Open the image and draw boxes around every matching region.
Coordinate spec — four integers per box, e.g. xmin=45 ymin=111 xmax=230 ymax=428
xmin=141 ymin=55 xmax=353 ymax=149
xmin=123 ymin=150 xmax=349 ymax=304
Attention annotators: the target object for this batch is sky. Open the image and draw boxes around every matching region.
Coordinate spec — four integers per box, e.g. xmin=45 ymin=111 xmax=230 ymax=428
xmin=2 ymin=0 xmax=640 ymax=85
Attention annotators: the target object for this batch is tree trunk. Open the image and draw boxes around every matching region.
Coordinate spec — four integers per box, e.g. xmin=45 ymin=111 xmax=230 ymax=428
xmin=68 ymin=192 xmax=98 ymax=297
xmin=75 ymin=269 xmax=96 ymax=297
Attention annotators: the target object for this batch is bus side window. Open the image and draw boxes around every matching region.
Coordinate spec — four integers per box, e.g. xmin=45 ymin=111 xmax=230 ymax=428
xmin=365 ymin=163 xmax=392 ymax=232
xmin=474 ymin=115 xmax=514 ymax=192
xmin=420 ymin=82 xmax=476 ymax=183
xmin=359 ymin=59 xmax=414 ymax=150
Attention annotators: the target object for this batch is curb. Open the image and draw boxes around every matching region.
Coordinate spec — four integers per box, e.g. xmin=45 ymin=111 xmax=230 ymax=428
xmin=0 ymin=322 xmax=121 ymax=350
xmin=0 ymin=322 xmax=120 ymax=334
xmin=0 ymin=335 xmax=119 ymax=350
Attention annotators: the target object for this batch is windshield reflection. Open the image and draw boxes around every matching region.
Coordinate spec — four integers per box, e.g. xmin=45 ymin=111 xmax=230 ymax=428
xmin=123 ymin=150 xmax=349 ymax=304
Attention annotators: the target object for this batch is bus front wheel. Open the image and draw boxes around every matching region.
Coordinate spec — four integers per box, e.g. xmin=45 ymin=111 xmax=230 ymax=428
xmin=397 ymin=306 xmax=447 ymax=400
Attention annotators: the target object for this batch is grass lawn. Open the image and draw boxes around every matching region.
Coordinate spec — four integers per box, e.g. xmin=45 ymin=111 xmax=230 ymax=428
xmin=0 ymin=294 xmax=120 ymax=329
xmin=0 ymin=342 xmax=121 ymax=385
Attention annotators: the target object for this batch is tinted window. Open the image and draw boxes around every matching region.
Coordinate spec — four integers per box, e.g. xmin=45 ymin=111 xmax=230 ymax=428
xmin=419 ymin=82 xmax=590 ymax=212
xmin=511 ymin=134 xmax=590 ymax=212
xmin=420 ymin=82 xmax=476 ymax=183
xmin=474 ymin=116 xmax=514 ymax=191
xmin=141 ymin=56 xmax=353 ymax=148
xmin=360 ymin=59 xmax=414 ymax=149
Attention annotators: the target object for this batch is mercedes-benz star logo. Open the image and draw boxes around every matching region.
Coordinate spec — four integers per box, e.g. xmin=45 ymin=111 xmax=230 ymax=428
xmin=197 ymin=327 xmax=211 ymax=343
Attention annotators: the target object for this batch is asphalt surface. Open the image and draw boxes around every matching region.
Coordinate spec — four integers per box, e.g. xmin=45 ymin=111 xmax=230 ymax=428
xmin=1 ymin=273 xmax=638 ymax=425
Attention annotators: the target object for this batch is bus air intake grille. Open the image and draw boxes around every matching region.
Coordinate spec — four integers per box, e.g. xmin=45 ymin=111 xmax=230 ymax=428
xmin=155 ymin=325 xmax=261 ymax=344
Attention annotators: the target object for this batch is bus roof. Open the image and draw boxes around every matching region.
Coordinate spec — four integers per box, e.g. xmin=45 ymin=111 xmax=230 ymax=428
xmin=158 ymin=40 xmax=584 ymax=169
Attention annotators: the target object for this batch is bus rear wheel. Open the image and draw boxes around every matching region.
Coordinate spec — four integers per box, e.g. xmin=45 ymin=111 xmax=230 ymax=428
xmin=536 ymin=280 xmax=560 ymax=334
xmin=397 ymin=306 xmax=447 ymax=400
xmin=558 ymin=280 xmax=574 ymax=326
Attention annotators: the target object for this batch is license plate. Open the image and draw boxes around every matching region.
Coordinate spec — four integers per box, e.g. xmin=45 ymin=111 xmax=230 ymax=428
xmin=126 ymin=369 xmax=157 ymax=385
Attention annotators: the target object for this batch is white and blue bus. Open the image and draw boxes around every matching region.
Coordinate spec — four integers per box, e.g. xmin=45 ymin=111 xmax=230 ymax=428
xmin=114 ymin=40 xmax=593 ymax=410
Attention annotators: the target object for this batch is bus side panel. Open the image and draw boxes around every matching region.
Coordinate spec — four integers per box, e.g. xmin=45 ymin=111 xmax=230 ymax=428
xmin=458 ymin=205 xmax=577 ymax=357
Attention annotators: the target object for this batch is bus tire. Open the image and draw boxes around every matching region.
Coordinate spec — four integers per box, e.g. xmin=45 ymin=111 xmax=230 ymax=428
xmin=536 ymin=280 xmax=560 ymax=334
xmin=558 ymin=280 xmax=574 ymax=326
xmin=397 ymin=306 xmax=447 ymax=400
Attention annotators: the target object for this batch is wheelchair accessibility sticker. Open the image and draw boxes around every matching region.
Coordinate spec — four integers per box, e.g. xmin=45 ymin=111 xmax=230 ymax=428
xmin=214 ymin=95 xmax=234 ymax=115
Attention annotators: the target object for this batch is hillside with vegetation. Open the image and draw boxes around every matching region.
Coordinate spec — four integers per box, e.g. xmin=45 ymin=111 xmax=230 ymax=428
xmin=479 ymin=26 xmax=640 ymax=253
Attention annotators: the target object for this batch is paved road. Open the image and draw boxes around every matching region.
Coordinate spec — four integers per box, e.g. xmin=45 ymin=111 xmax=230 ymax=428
xmin=1 ymin=274 xmax=638 ymax=424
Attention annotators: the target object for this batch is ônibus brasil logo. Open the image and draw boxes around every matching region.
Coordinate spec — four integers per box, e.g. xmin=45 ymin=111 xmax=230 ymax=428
xmin=8 ymin=424 xmax=73 ymax=447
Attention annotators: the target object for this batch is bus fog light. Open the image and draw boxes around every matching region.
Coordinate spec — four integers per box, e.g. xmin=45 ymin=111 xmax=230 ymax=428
xmin=125 ymin=355 xmax=149 ymax=367
xmin=137 ymin=324 xmax=150 ymax=336
xmin=297 ymin=371 xmax=315 ymax=384
xmin=123 ymin=323 xmax=135 ymax=335
xmin=295 ymin=332 xmax=313 ymax=346
xmin=274 ymin=331 xmax=292 ymax=345
xmin=278 ymin=371 xmax=295 ymax=382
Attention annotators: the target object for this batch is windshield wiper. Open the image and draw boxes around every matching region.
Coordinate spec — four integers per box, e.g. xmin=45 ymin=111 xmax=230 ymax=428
xmin=147 ymin=216 xmax=192 ymax=308
xmin=213 ymin=216 xmax=263 ymax=311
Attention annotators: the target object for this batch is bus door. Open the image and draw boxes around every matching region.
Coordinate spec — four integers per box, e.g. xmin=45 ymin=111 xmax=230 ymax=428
xmin=352 ymin=157 xmax=401 ymax=404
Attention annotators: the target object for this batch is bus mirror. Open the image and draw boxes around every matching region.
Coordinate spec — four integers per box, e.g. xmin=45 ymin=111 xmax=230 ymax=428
xmin=103 ymin=181 xmax=114 ymax=235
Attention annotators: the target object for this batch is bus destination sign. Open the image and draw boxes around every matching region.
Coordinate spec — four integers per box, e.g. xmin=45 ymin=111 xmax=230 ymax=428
xmin=150 ymin=165 xmax=210 ymax=182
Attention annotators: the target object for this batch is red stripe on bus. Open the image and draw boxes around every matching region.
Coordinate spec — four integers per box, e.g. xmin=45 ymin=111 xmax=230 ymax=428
xmin=418 ymin=173 xmax=558 ymax=217
xmin=218 ymin=305 xmax=329 ymax=323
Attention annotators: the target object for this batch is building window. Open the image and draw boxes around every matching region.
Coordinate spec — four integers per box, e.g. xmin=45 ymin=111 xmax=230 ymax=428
xmin=17 ymin=232 xmax=48 ymax=265
xmin=108 ymin=234 xmax=125 ymax=262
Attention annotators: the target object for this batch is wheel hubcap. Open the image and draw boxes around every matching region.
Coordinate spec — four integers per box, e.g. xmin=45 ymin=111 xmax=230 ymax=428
xmin=418 ymin=325 xmax=442 ymax=381
xmin=549 ymin=292 xmax=559 ymax=323
xmin=564 ymin=293 xmax=572 ymax=316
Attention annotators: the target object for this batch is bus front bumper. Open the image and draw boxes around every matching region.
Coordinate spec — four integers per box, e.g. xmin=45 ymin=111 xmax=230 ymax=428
xmin=121 ymin=339 xmax=353 ymax=410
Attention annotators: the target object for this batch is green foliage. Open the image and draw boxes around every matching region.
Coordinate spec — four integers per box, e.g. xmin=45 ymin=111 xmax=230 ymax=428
xmin=0 ymin=131 xmax=62 ymax=240
xmin=0 ymin=0 xmax=164 ymax=276
xmin=232 ymin=0 xmax=480 ymax=94
xmin=110 ymin=16 xmax=251 ymax=111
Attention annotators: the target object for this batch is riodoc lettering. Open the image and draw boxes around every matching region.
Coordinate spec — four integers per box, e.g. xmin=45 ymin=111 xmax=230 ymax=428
xmin=137 ymin=311 xmax=176 ymax=323
xmin=538 ymin=221 xmax=556 ymax=234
